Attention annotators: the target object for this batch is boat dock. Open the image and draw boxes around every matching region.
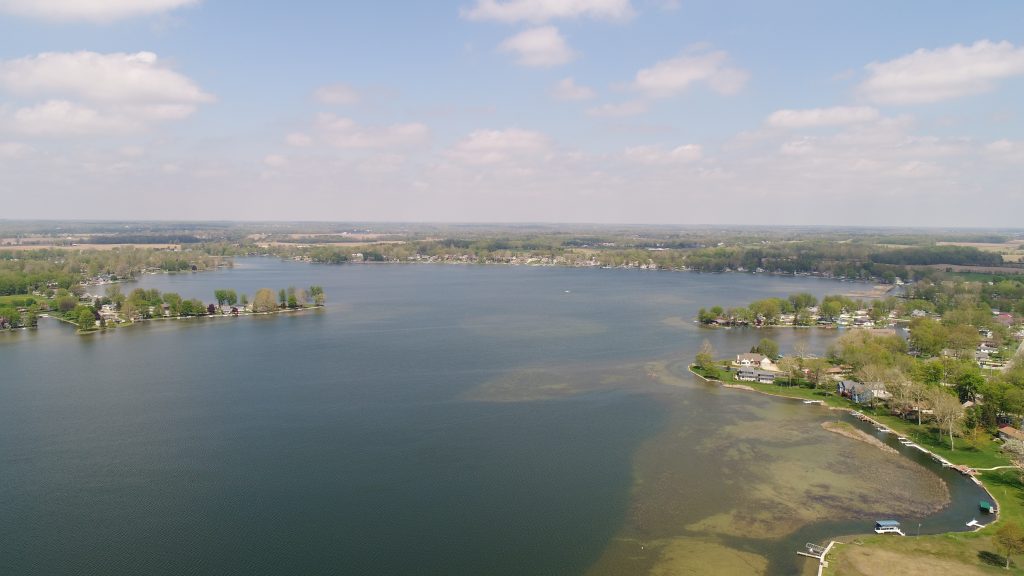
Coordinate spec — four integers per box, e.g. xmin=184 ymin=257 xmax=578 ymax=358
xmin=874 ymin=519 xmax=906 ymax=536
xmin=848 ymin=410 xmax=1000 ymax=531
xmin=797 ymin=540 xmax=838 ymax=576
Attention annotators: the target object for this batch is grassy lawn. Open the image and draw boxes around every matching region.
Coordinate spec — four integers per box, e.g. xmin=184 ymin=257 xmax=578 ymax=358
xmin=691 ymin=362 xmax=847 ymax=406
xmin=824 ymin=533 xmax=1024 ymax=575
xmin=0 ymin=294 xmax=43 ymax=306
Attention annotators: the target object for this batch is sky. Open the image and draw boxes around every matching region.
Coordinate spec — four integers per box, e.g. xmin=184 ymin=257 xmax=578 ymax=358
xmin=0 ymin=0 xmax=1022 ymax=226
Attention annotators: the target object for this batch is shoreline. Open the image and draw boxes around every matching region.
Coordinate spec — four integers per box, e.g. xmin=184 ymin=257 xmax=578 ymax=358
xmin=686 ymin=364 xmax=1002 ymax=537
xmin=40 ymin=305 xmax=324 ymax=335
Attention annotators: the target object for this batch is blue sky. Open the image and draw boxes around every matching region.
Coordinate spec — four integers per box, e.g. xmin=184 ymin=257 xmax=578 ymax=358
xmin=0 ymin=0 xmax=1022 ymax=225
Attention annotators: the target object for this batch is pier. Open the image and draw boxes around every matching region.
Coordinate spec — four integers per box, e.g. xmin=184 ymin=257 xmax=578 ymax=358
xmin=797 ymin=540 xmax=838 ymax=576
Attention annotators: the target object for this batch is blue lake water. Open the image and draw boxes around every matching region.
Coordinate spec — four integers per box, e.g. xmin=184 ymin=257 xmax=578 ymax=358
xmin=0 ymin=260 xmax=991 ymax=575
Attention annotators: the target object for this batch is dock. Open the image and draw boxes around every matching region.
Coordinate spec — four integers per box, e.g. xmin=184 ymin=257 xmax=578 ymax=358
xmin=797 ymin=540 xmax=838 ymax=576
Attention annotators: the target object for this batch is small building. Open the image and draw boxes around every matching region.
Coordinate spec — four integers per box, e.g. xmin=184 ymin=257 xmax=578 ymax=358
xmin=998 ymin=425 xmax=1024 ymax=443
xmin=736 ymin=369 xmax=777 ymax=384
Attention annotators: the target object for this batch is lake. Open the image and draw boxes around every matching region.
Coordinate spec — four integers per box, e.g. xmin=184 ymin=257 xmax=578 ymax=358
xmin=0 ymin=259 xmax=991 ymax=575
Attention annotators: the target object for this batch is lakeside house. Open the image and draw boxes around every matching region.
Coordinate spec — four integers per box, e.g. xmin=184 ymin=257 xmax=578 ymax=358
xmin=998 ymin=426 xmax=1024 ymax=443
xmin=736 ymin=368 xmax=777 ymax=384
xmin=735 ymin=353 xmax=774 ymax=370
xmin=837 ymin=380 xmax=890 ymax=404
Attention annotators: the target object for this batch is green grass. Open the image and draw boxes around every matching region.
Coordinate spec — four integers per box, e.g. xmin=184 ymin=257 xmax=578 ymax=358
xmin=949 ymin=271 xmax=1024 ymax=281
xmin=692 ymin=362 xmax=847 ymax=406
xmin=0 ymin=294 xmax=43 ymax=306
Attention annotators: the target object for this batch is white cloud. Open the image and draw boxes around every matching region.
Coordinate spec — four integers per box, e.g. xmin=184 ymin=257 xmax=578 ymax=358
xmin=314 ymin=83 xmax=360 ymax=105
xmin=499 ymin=26 xmax=575 ymax=67
xmin=315 ymin=114 xmax=429 ymax=149
xmin=447 ymin=128 xmax=550 ymax=165
xmin=263 ymin=154 xmax=288 ymax=168
xmin=0 ymin=52 xmax=212 ymax=137
xmin=0 ymin=0 xmax=198 ymax=22
xmin=0 ymin=51 xmax=213 ymax=105
xmin=624 ymin=144 xmax=702 ymax=164
xmin=119 ymin=145 xmax=145 ymax=157
xmin=859 ymin=40 xmax=1024 ymax=105
xmin=552 ymin=77 xmax=595 ymax=100
xmin=586 ymin=100 xmax=647 ymax=117
xmin=286 ymin=132 xmax=313 ymax=147
xmin=8 ymin=100 xmax=137 ymax=135
xmin=0 ymin=141 xmax=30 ymax=158
xmin=633 ymin=48 xmax=749 ymax=97
xmin=461 ymin=0 xmax=633 ymax=23
xmin=986 ymin=139 xmax=1024 ymax=162
xmin=766 ymin=106 xmax=880 ymax=129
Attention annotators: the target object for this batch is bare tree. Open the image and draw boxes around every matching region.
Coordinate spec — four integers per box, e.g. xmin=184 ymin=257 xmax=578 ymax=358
xmin=930 ymin=390 xmax=964 ymax=450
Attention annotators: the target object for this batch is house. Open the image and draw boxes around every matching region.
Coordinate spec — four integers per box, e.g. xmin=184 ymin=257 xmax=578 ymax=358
xmin=736 ymin=369 xmax=776 ymax=384
xmin=863 ymin=381 xmax=892 ymax=401
xmin=837 ymin=380 xmax=889 ymax=404
xmin=978 ymin=344 xmax=999 ymax=355
xmin=826 ymin=365 xmax=851 ymax=378
xmin=995 ymin=313 xmax=1016 ymax=327
xmin=998 ymin=426 xmax=1024 ymax=443
xmin=735 ymin=353 xmax=774 ymax=370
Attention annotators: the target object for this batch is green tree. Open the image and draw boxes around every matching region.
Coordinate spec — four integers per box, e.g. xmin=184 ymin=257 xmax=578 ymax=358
xmin=955 ymin=369 xmax=985 ymax=403
xmin=996 ymin=522 xmax=1024 ymax=569
xmin=309 ymin=285 xmax=325 ymax=306
xmin=278 ymin=288 xmax=287 ymax=308
xmin=788 ymin=293 xmax=817 ymax=311
xmin=820 ymin=299 xmax=843 ymax=322
xmin=753 ymin=338 xmax=780 ymax=360
xmin=694 ymin=340 xmax=718 ymax=375
xmin=909 ymin=317 xmax=948 ymax=357
xmin=76 ymin=306 xmax=96 ymax=330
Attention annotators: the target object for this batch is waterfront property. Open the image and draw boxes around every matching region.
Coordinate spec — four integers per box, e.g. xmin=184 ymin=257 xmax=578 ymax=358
xmin=998 ymin=425 xmax=1024 ymax=443
xmin=735 ymin=368 xmax=777 ymax=384
xmin=837 ymin=380 xmax=890 ymax=404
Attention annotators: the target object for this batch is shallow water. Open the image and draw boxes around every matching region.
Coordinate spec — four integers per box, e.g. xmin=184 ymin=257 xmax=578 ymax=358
xmin=0 ymin=260 xmax=989 ymax=575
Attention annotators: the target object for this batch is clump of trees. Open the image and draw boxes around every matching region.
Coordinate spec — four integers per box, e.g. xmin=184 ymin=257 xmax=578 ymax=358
xmin=250 ymin=286 xmax=326 ymax=313
xmin=751 ymin=338 xmax=779 ymax=359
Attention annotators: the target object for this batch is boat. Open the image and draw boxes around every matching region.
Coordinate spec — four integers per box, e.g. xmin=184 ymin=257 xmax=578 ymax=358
xmin=874 ymin=520 xmax=905 ymax=535
xmin=980 ymin=500 xmax=997 ymax=514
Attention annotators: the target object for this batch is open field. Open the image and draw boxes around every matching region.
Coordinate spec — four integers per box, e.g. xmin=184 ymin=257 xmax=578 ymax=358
xmin=911 ymin=264 xmax=1024 ymax=275
xmin=825 ymin=536 xmax=1017 ymax=575
xmin=0 ymin=243 xmax=181 ymax=251
xmin=937 ymin=242 xmax=1024 ymax=263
